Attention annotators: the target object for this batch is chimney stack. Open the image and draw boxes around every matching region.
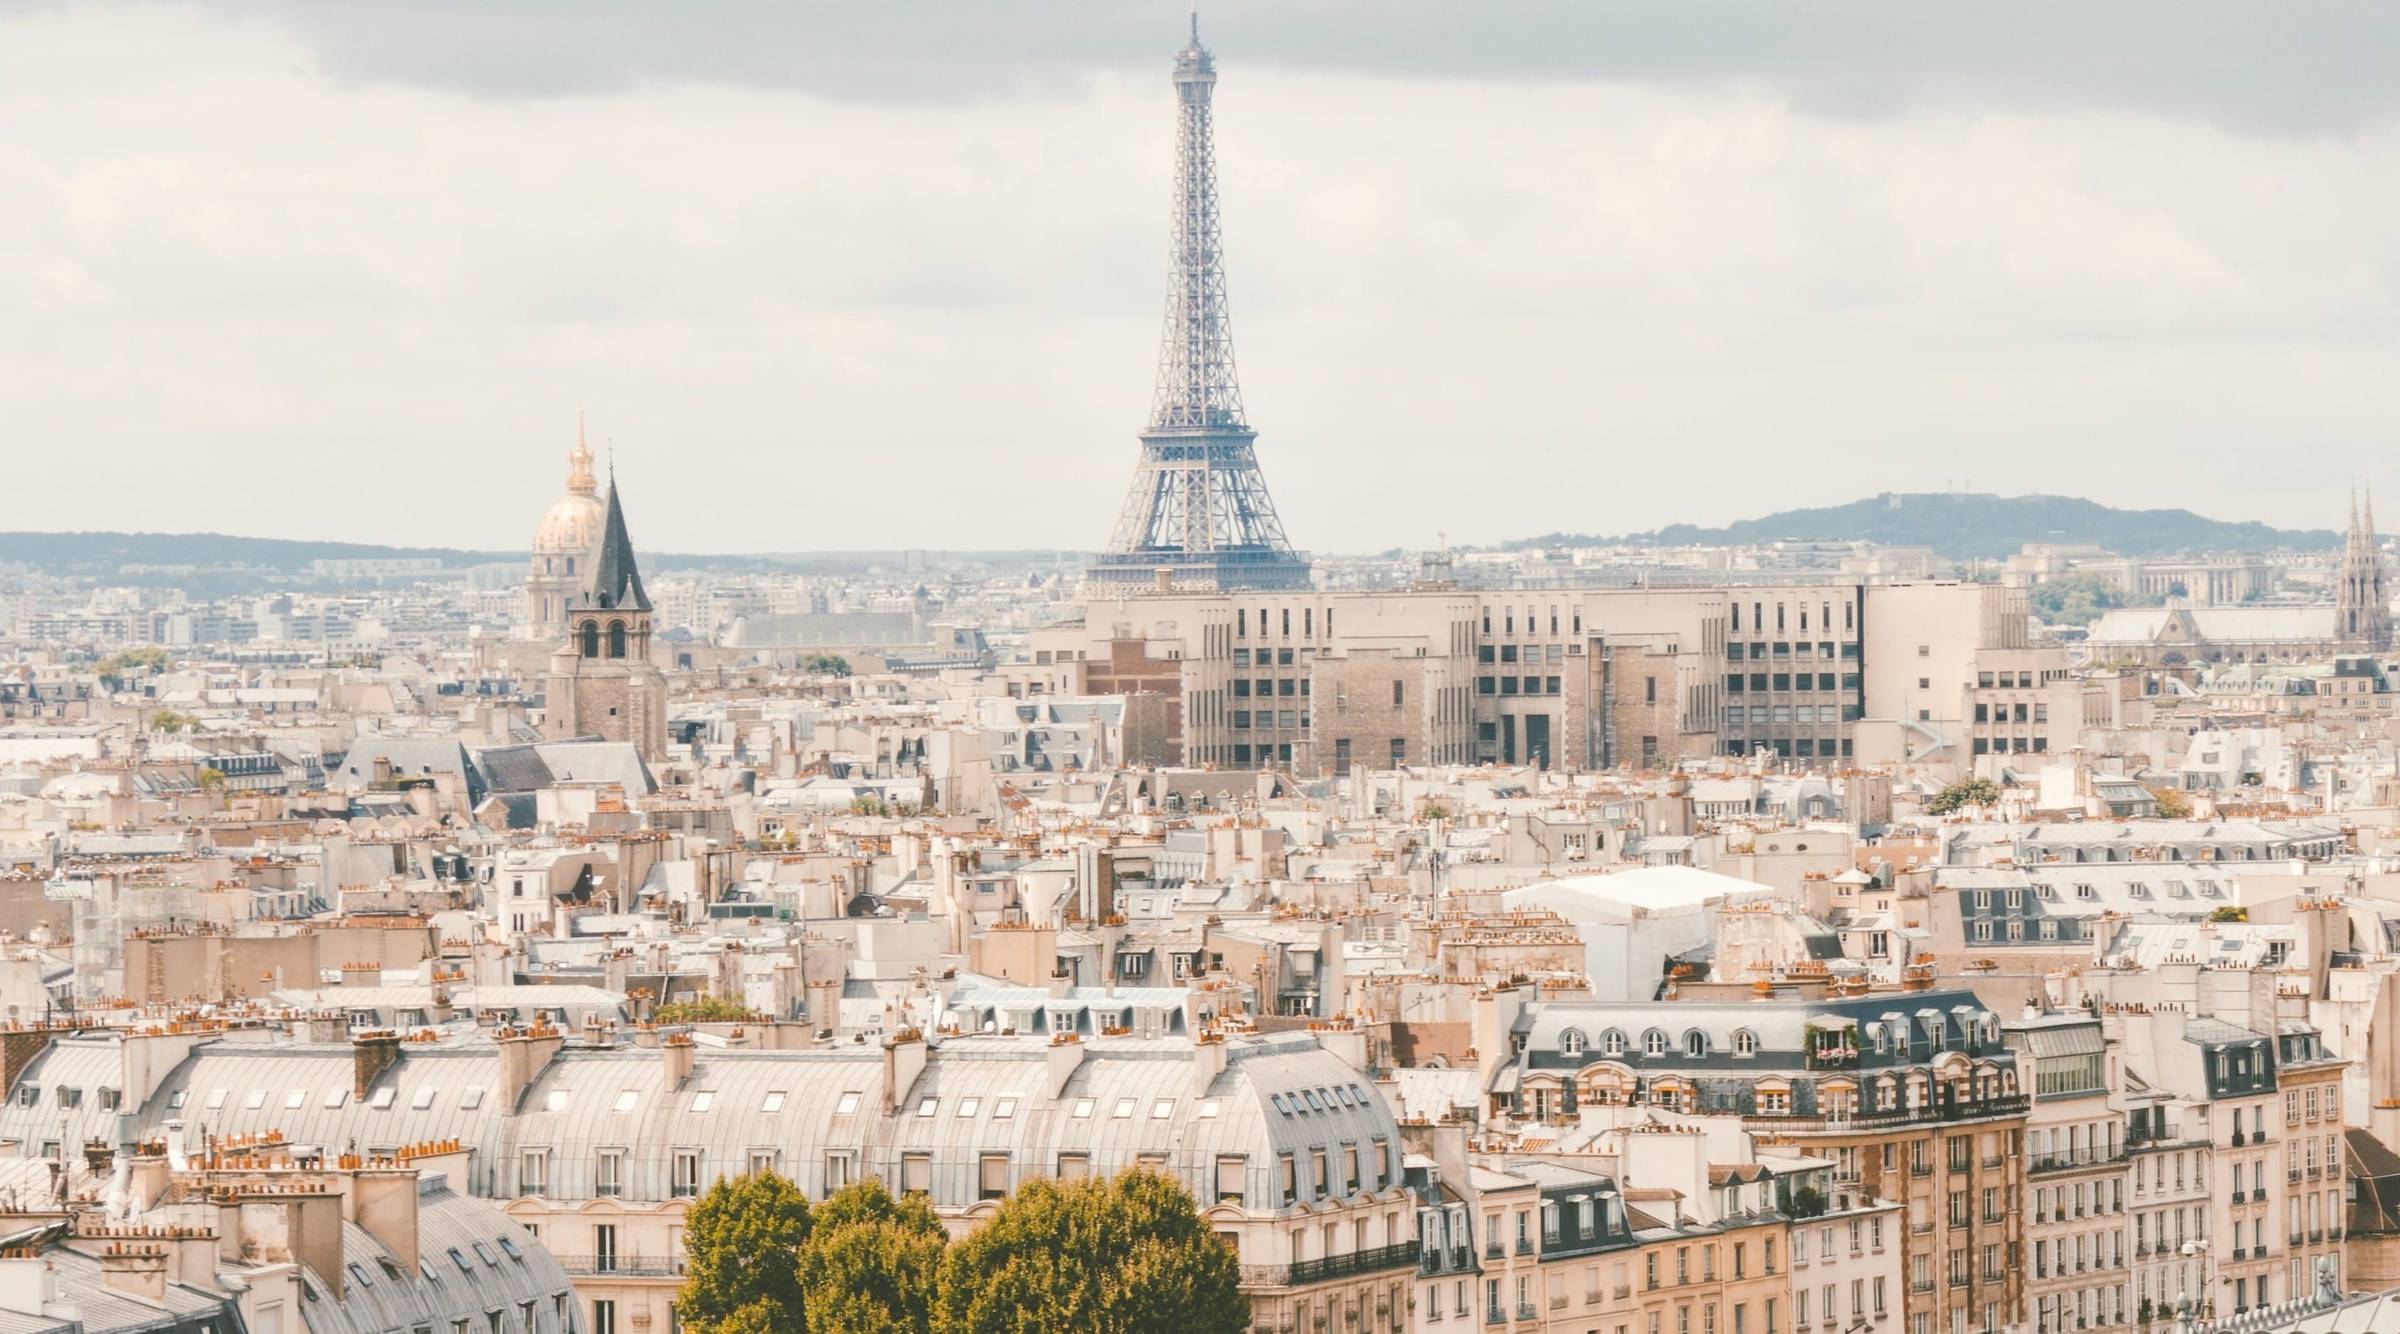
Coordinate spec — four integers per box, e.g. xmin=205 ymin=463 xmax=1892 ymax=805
xmin=1044 ymin=1032 xmax=1084 ymax=1101
xmin=95 ymin=1243 xmax=168 ymax=1304
xmin=662 ymin=1032 xmax=695 ymax=1089
xmin=353 ymin=1030 xmax=403 ymax=1102
xmin=881 ymin=1029 xmax=928 ymax=1115
xmin=346 ymin=1166 xmax=421 ymax=1270
xmin=1190 ymin=1028 xmax=1228 ymax=1099
xmin=495 ymin=1023 xmax=564 ymax=1114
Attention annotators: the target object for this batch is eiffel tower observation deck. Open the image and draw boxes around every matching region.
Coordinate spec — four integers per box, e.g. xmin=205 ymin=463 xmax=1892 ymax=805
xmin=1088 ymin=17 xmax=1311 ymax=594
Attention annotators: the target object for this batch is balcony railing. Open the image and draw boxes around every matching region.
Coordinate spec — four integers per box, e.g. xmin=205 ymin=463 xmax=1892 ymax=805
xmin=552 ymin=1254 xmax=683 ymax=1278
xmin=1421 ymin=1245 xmax=1476 ymax=1275
xmin=2030 ymin=1150 xmax=2130 ymax=1174
xmin=1250 ymin=1241 xmax=1422 ymax=1289
xmin=1747 ymin=1094 xmax=2032 ymax=1128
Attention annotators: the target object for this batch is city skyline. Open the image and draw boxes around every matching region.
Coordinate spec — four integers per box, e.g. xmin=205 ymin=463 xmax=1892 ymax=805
xmin=6 ymin=3 xmax=2400 ymax=553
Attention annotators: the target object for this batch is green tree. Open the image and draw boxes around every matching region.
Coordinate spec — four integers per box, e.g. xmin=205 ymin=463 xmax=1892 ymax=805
xmin=935 ymin=1171 xmax=1246 ymax=1334
xmin=151 ymin=710 xmax=198 ymax=734
xmin=2027 ymin=573 xmax=2142 ymax=627
xmin=677 ymin=1172 xmax=814 ymax=1334
xmin=800 ymin=1180 xmax=947 ymax=1334
xmin=653 ymin=997 xmax=759 ymax=1024
xmin=2209 ymin=905 xmax=2248 ymax=924
xmin=1926 ymin=777 xmax=2000 ymax=815
xmin=802 ymin=653 xmax=854 ymax=678
xmin=2149 ymin=786 xmax=2192 ymax=819
xmin=197 ymin=767 xmax=227 ymax=794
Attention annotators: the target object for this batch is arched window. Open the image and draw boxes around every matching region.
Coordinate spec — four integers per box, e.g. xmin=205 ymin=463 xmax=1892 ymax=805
xmin=1560 ymin=1028 xmax=1586 ymax=1059
xmin=1732 ymin=1028 xmax=1758 ymax=1058
xmin=1602 ymin=1029 xmax=1626 ymax=1057
xmin=1642 ymin=1029 xmax=1667 ymax=1057
xmin=608 ymin=621 xmax=627 ymax=659
xmin=1684 ymin=1030 xmax=1709 ymax=1059
xmin=579 ymin=622 xmax=599 ymax=659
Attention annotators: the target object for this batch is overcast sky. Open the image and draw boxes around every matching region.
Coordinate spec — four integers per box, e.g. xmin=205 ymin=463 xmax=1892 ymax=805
xmin=6 ymin=2 xmax=2399 ymax=555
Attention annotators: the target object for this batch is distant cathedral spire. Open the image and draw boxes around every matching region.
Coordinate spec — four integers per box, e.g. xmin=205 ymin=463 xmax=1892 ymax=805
xmin=2338 ymin=486 xmax=2391 ymax=652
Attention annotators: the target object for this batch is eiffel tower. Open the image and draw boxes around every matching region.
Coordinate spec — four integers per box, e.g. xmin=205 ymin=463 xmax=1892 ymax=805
xmin=1088 ymin=17 xmax=1310 ymax=593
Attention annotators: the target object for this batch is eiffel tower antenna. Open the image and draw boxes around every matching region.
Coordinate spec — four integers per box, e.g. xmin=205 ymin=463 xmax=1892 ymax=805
xmin=1088 ymin=17 xmax=1309 ymax=594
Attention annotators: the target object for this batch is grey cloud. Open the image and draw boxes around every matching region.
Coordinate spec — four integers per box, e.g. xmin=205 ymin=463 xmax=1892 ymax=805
xmin=207 ymin=0 xmax=2400 ymax=134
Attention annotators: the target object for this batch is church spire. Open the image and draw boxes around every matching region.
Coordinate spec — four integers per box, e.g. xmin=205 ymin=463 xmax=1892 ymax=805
xmin=2338 ymin=483 xmax=2392 ymax=652
xmin=574 ymin=474 xmax=651 ymax=614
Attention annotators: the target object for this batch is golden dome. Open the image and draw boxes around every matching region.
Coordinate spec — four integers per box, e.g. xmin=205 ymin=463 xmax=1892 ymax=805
xmin=535 ymin=492 xmax=605 ymax=554
xmin=533 ymin=415 xmax=606 ymax=554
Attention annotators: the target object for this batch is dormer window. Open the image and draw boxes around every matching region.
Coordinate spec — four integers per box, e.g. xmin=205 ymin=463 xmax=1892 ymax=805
xmin=1560 ymin=1028 xmax=1587 ymax=1058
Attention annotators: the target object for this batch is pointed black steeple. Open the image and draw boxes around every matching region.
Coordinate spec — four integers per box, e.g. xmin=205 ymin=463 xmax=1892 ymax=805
xmin=573 ymin=477 xmax=651 ymax=614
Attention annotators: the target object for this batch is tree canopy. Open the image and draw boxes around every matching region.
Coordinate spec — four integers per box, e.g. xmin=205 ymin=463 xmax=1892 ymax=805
xmin=2028 ymin=573 xmax=2135 ymax=627
xmin=652 ymin=996 xmax=760 ymax=1024
xmin=1926 ymin=777 xmax=2001 ymax=815
xmin=677 ymin=1172 xmax=813 ymax=1334
xmin=799 ymin=1180 xmax=948 ymax=1334
xmin=934 ymin=1171 xmax=1246 ymax=1334
xmin=675 ymin=1168 xmax=1245 ymax=1334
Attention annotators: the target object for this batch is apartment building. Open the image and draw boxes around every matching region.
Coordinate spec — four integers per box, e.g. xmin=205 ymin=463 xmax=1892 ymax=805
xmin=2005 ymin=1014 xmax=2133 ymax=1333
xmin=0 ymin=1023 xmax=1423 ymax=1334
xmin=2109 ymin=1010 xmax=2348 ymax=1322
xmin=1787 ymin=1195 xmax=1904 ymax=1334
xmin=1486 ymin=988 xmax=2028 ymax=1334
xmin=1043 ymin=581 xmax=2035 ymax=774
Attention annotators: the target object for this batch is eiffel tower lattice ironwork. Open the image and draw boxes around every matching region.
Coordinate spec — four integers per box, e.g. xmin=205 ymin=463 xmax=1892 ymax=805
xmin=1088 ymin=17 xmax=1310 ymax=593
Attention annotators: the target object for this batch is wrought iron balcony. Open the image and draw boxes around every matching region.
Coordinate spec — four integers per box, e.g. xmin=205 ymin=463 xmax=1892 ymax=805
xmin=1249 ymin=1242 xmax=1422 ymax=1289
xmin=551 ymin=1254 xmax=682 ymax=1278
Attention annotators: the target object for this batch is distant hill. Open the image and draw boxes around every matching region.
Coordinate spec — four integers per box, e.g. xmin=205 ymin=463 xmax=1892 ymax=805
xmin=0 ymin=531 xmax=1078 ymax=590
xmin=0 ymin=530 xmax=514 ymax=574
xmin=1528 ymin=493 xmax=2339 ymax=560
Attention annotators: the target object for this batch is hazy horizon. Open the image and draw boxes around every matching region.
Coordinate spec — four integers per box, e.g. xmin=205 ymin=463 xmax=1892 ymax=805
xmin=7 ymin=2 xmax=2398 ymax=554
